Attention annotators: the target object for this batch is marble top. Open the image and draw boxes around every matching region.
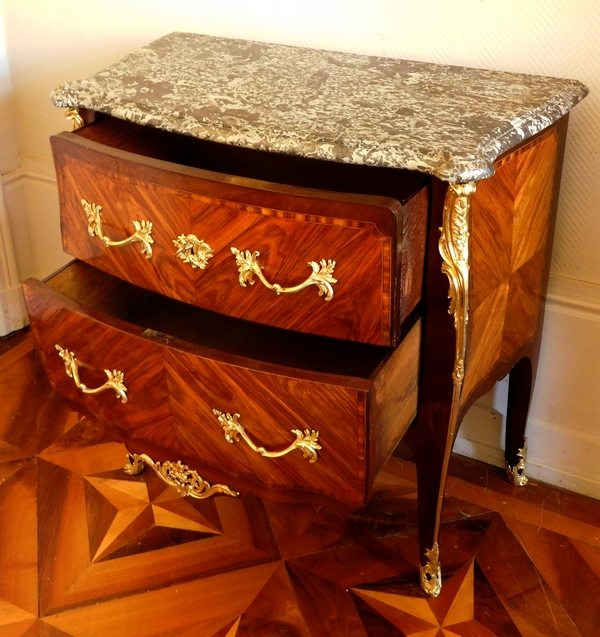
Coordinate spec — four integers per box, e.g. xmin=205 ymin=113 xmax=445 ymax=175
xmin=51 ymin=32 xmax=588 ymax=183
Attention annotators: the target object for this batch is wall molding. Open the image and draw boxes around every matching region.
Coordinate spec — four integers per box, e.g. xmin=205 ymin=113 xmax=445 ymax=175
xmin=2 ymin=156 xmax=68 ymax=283
xmin=2 ymin=155 xmax=57 ymax=186
xmin=455 ymin=409 xmax=600 ymax=500
xmin=1 ymin=166 xmax=38 ymax=282
xmin=523 ymin=416 xmax=600 ymax=499
xmin=0 ymin=171 xmax=29 ymax=335
xmin=546 ymin=275 xmax=600 ymax=320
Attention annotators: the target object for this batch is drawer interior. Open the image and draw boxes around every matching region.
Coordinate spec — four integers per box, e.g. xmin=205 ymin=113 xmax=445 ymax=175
xmin=75 ymin=116 xmax=429 ymax=205
xmin=47 ymin=261 xmax=394 ymax=380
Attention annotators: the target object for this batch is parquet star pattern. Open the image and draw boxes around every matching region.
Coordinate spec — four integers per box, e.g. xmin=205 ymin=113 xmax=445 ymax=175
xmin=84 ymin=468 xmax=223 ymax=562
xmin=2 ymin=336 xmax=600 ymax=636
xmin=352 ymin=561 xmax=492 ymax=635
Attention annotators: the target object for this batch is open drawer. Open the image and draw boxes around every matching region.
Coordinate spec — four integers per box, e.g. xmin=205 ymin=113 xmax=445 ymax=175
xmin=51 ymin=117 xmax=428 ymax=346
xmin=24 ymin=261 xmax=420 ymax=507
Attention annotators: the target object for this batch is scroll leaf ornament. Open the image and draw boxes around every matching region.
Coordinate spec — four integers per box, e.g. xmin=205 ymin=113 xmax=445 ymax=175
xmin=438 ymin=181 xmax=476 ymax=388
xmin=421 ymin=542 xmax=442 ymax=598
xmin=231 ymin=247 xmax=337 ymax=302
xmin=124 ymin=453 xmax=239 ymax=499
xmin=213 ymin=409 xmax=322 ymax=463
xmin=506 ymin=439 xmax=529 ymax=487
xmin=55 ymin=344 xmax=128 ymax=403
xmin=173 ymin=234 xmax=214 ymax=269
xmin=65 ymin=106 xmax=85 ymax=130
xmin=81 ymin=199 xmax=154 ymax=260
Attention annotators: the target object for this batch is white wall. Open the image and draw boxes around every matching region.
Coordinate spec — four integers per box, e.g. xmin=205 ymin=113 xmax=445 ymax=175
xmin=0 ymin=0 xmax=598 ymax=496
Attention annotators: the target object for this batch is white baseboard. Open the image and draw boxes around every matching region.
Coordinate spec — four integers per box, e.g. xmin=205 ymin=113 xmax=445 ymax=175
xmin=0 ymin=283 xmax=28 ymax=335
xmin=0 ymin=169 xmax=31 ymax=336
xmin=454 ymin=403 xmax=507 ymax=469
xmin=547 ymin=274 xmax=600 ymax=319
xmin=524 ymin=417 xmax=600 ymax=498
xmin=455 ymin=411 xmax=600 ymax=499
xmin=2 ymin=167 xmax=37 ymax=281
xmin=2 ymin=157 xmax=69 ymax=283
xmin=456 ymin=278 xmax=600 ymax=500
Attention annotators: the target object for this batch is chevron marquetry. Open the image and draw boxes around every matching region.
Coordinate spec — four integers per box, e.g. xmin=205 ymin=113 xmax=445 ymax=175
xmin=23 ymin=261 xmax=420 ymax=508
xmin=52 ymin=120 xmax=430 ymax=346
xmin=463 ymin=127 xmax=561 ymax=405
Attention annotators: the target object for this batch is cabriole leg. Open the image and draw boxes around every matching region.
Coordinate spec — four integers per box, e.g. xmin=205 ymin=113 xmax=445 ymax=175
xmin=406 ymin=180 xmax=477 ymax=597
xmin=405 ymin=424 xmax=447 ymax=598
xmin=505 ymin=357 xmax=533 ymax=486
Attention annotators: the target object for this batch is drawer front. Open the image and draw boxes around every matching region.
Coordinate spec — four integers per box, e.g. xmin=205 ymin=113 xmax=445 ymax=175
xmin=24 ymin=277 xmax=371 ymax=506
xmin=162 ymin=348 xmax=367 ymax=506
xmin=53 ymin=134 xmax=398 ymax=345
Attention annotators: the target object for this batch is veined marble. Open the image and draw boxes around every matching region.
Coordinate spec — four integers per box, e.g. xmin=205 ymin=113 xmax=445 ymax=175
xmin=51 ymin=32 xmax=588 ymax=183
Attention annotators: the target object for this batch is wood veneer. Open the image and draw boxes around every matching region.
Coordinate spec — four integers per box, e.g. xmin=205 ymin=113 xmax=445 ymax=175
xmin=462 ymin=124 xmax=564 ymax=409
xmin=23 ymin=261 xmax=420 ymax=507
xmin=405 ymin=119 xmax=570 ymax=566
xmin=52 ymin=118 xmax=429 ymax=346
xmin=30 ymin=105 xmax=573 ymax=594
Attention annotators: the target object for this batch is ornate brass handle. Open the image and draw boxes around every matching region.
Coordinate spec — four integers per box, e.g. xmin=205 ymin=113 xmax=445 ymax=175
xmin=212 ymin=409 xmax=321 ymax=463
xmin=65 ymin=106 xmax=85 ymax=130
xmin=173 ymin=234 xmax=214 ymax=269
xmin=55 ymin=344 xmax=128 ymax=403
xmin=124 ymin=452 xmax=239 ymax=499
xmin=81 ymin=199 xmax=154 ymax=259
xmin=230 ymin=247 xmax=337 ymax=302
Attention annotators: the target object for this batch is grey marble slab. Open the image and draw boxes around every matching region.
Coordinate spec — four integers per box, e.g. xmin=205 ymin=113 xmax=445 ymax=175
xmin=51 ymin=32 xmax=588 ymax=183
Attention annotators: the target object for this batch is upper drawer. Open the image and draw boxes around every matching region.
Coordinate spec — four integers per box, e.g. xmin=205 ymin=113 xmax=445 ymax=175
xmin=51 ymin=118 xmax=428 ymax=346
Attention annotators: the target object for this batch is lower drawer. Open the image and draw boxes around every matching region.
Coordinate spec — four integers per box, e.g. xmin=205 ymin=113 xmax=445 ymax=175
xmin=23 ymin=261 xmax=420 ymax=507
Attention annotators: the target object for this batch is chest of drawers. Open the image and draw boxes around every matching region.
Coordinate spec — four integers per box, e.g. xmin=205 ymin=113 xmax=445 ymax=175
xmin=22 ymin=32 xmax=587 ymax=597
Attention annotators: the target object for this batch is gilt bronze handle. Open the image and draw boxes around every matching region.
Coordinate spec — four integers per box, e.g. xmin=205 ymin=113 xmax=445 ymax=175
xmin=213 ymin=409 xmax=321 ymax=463
xmin=230 ymin=247 xmax=337 ymax=301
xmin=81 ymin=198 xmax=154 ymax=259
xmin=55 ymin=344 xmax=128 ymax=403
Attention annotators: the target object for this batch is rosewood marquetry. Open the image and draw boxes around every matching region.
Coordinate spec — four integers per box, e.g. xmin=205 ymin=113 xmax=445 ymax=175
xmin=462 ymin=123 xmax=566 ymax=410
xmin=24 ymin=98 xmax=573 ymax=596
xmin=24 ymin=261 xmax=420 ymax=507
xmin=52 ymin=119 xmax=429 ymax=346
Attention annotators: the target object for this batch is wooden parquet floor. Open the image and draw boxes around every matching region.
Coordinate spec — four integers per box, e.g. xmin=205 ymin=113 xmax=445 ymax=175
xmin=1 ymin=332 xmax=600 ymax=636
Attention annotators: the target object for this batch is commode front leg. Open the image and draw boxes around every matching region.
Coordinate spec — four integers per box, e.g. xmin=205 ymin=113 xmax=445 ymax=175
xmin=405 ymin=416 xmax=450 ymax=598
xmin=407 ymin=180 xmax=477 ymax=597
